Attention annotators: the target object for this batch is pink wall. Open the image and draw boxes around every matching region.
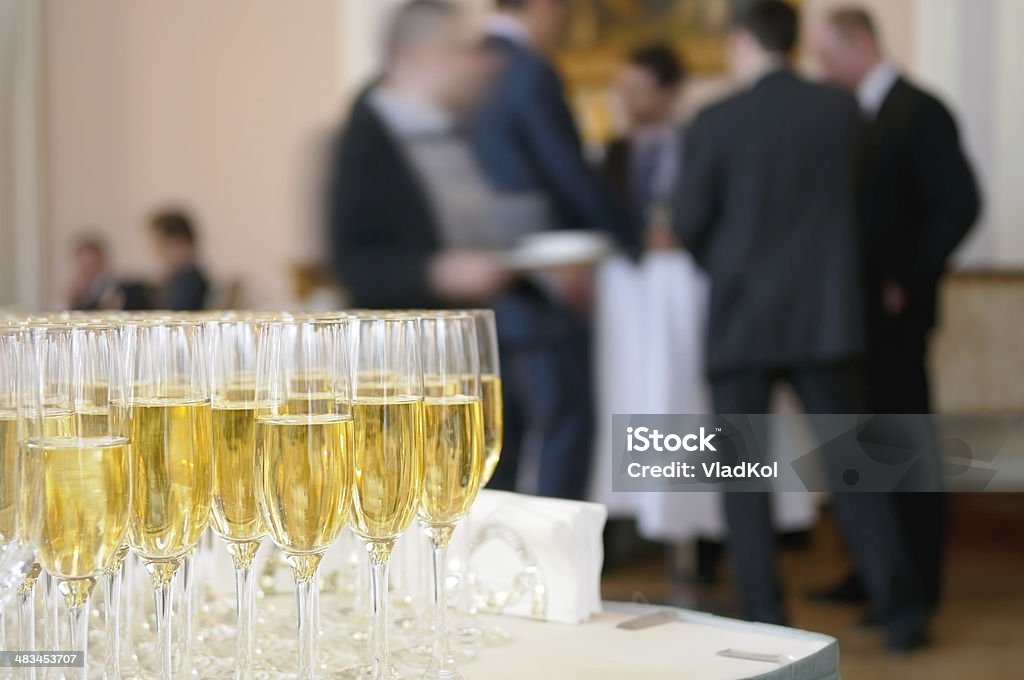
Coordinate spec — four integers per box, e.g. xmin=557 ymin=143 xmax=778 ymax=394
xmin=43 ymin=0 xmax=342 ymax=308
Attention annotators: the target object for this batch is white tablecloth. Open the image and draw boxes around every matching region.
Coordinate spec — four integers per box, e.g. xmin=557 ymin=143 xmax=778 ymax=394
xmin=465 ymin=603 xmax=838 ymax=680
xmin=589 ymin=253 xmax=820 ymax=541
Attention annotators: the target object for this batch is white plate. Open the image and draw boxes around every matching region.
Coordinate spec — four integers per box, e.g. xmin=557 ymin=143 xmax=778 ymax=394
xmin=500 ymin=231 xmax=613 ymax=272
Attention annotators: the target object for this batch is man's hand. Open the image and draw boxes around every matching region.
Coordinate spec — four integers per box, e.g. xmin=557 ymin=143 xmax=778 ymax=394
xmin=882 ymin=279 xmax=908 ymax=317
xmin=428 ymin=251 xmax=513 ymax=303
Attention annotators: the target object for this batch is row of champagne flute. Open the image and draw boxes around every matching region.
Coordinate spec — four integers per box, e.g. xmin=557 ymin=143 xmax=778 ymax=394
xmin=0 ymin=308 xmax=502 ymax=680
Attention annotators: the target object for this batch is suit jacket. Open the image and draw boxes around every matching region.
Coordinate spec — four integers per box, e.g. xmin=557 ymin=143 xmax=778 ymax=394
xmin=326 ymin=91 xmax=588 ymax=345
xmin=603 ymin=136 xmax=631 ymax=205
xmin=326 ymin=92 xmax=442 ymax=309
xmin=675 ymin=70 xmax=863 ymax=374
xmin=857 ymin=77 xmax=980 ymax=331
xmin=473 ymin=35 xmax=635 ymax=249
xmin=162 ymin=263 xmax=208 ymax=311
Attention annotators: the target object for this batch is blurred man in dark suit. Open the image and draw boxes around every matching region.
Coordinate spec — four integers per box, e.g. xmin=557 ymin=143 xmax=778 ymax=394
xmin=470 ymin=0 xmax=632 ymax=499
xmin=149 ymin=209 xmax=209 ymax=311
xmin=475 ymin=0 xmax=633 ymax=248
xmin=674 ymin=0 xmax=930 ymax=651
xmin=604 ymin=44 xmax=685 ymax=247
xmin=811 ymin=6 xmax=981 ymax=615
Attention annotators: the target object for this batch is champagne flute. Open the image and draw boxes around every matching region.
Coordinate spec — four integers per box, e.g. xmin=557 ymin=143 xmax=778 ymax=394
xmin=418 ymin=315 xmax=485 ymax=680
xmin=0 ymin=326 xmax=33 ymax=627
xmin=125 ymin=320 xmax=213 ymax=680
xmin=345 ymin=317 xmax=425 ymax=680
xmin=20 ymin=323 xmax=132 ymax=680
xmin=254 ymin=318 xmax=353 ymax=680
xmin=454 ymin=310 xmax=512 ymax=648
xmin=209 ymin=318 xmax=266 ymax=680
xmin=13 ymin=321 xmax=75 ymax=675
xmin=467 ymin=311 xmax=501 ymax=488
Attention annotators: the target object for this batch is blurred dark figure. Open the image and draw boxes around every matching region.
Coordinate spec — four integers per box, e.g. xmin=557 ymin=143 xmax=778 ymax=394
xmin=475 ymin=0 xmax=634 ymax=248
xmin=471 ymin=0 xmax=629 ymax=499
xmin=674 ymin=0 xmax=930 ymax=651
xmin=149 ymin=209 xmax=209 ymax=311
xmin=810 ymin=6 xmax=981 ymax=616
xmin=64 ymin=234 xmax=151 ymax=311
xmin=604 ymin=44 xmax=685 ymax=248
xmin=327 ymin=0 xmax=511 ymax=309
xmin=65 ymin=235 xmax=116 ymax=310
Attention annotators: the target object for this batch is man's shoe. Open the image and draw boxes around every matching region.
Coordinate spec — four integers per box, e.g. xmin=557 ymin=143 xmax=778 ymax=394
xmin=853 ymin=611 xmax=882 ymax=629
xmin=887 ymin=627 xmax=933 ymax=655
xmin=806 ymin=572 xmax=869 ymax=604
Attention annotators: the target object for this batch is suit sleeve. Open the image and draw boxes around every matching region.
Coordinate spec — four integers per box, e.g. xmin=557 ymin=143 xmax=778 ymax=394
xmin=164 ymin=272 xmax=208 ymax=311
xmin=673 ymin=113 xmax=719 ymax=260
xmin=909 ymin=97 xmax=981 ymax=285
xmin=327 ymin=134 xmax=440 ymax=309
xmin=513 ymin=66 xmax=635 ymax=248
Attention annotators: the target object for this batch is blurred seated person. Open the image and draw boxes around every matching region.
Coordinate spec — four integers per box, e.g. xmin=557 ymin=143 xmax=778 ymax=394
xmin=65 ymin=234 xmax=117 ymax=310
xmin=64 ymin=234 xmax=152 ymax=311
xmin=603 ymin=44 xmax=686 ymax=248
xmin=327 ymin=0 xmax=512 ymax=309
xmin=148 ymin=209 xmax=209 ymax=311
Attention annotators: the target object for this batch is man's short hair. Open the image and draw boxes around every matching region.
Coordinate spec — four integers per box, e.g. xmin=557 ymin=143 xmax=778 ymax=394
xmin=150 ymin=209 xmax=197 ymax=246
xmin=73 ymin=233 xmax=107 ymax=257
xmin=495 ymin=0 xmax=567 ymax=10
xmin=732 ymin=0 xmax=799 ymax=55
xmin=826 ymin=6 xmax=878 ymax=41
xmin=385 ymin=0 xmax=457 ymax=57
xmin=628 ymin=44 xmax=686 ymax=89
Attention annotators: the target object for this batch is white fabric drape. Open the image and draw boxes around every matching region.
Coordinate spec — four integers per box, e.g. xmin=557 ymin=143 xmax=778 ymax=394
xmin=589 ymin=252 xmax=819 ymax=541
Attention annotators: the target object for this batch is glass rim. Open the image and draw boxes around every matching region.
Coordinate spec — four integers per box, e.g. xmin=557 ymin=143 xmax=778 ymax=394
xmin=255 ymin=317 xmax=349 ymax=329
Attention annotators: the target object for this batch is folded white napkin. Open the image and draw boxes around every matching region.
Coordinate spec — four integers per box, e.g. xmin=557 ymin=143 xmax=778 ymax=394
xmin=453 ymin=489 xmax=607 ymax=624
xmin=203 ymin=491 xmax=607 ymax=627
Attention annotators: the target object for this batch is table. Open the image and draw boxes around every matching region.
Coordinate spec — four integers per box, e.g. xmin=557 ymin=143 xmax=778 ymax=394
xmin=465 ymin=602 xmax=839 ymax=680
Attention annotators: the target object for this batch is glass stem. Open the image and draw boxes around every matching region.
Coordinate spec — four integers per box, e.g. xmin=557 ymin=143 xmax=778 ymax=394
xmin=367 ymin=541 xmax=394 ymax=680
xmin=180 ymin=553 xmax=195 ymax=677
xmin=43 ymin=571 xmax=59 ymax=650
xmin=228 ymin=542 xmax=260 ymax=680
xmin=147 ymin=561 xmax=179 ymax=680
xmin=122 ymin=554 xmax=135 ymax=663
xmin=61 ymin=578 xmax=96 ymax=680
xmin=101 ymin=567 xmax=122 ymax=679
xmin=286 ymin=553 xmax=323 ymax=680
xmin=426 ymin=526 xmax=456 ymax=678
xmin=17 ymin=565 xmax=40 ymax=680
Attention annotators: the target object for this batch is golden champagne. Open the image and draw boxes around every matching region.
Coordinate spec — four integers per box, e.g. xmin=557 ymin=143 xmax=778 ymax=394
xmin=7 ymin=410 xmax=75 ymax=542
xmin=290 ymin=373 xmax=332 ymax=394
xmin=255 ymin=414 xmax=353 ymax=554
xmin=284 ymin=393 xmax=338 ymax=416
xmin=0 ymin=411 xmax=16 ymax=542
xmin=127 ymin=398 xmax=213 ymax=562
xmin=419 ymin=396 xmax=484 ymax=526
xmin=75 ymin=405 xmax=111 ymax=438
xmin=22 ymin=436 xmax=131 ymax=579
xmin=424 ymin=377 xmax=460 ymax=399
xmin=28 ymin=409 xmax=76 ymax=438
xmin=350 ymin=397 xmax=424 ymax=541
xmin=211 ymin=402 xmax=264 ymax=542
xmin=480 ymin=374 xmax=504 ymax=485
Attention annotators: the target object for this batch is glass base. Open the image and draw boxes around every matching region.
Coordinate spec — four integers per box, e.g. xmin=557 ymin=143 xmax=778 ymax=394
xmin=336 ymin=663 xmax=403 ymax=680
